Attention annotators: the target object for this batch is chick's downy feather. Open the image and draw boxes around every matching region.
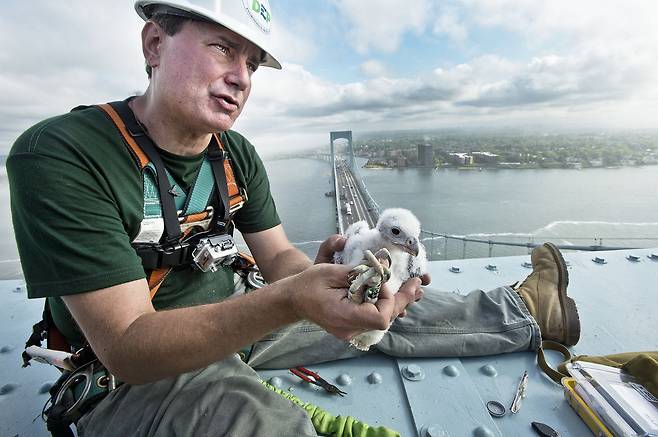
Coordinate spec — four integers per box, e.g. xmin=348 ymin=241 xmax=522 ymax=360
xmin=335 ymin=208 xmax=427 ymax=293
xmin=333 ymin=208 xmax=428 ymax=350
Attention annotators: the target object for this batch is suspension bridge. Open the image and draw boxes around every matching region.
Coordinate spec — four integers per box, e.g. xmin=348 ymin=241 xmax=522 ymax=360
xmin=328 ymin=130 xmax=658 ymax=260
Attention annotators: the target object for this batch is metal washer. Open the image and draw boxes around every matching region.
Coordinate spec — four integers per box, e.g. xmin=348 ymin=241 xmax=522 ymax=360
xmin=486 ymin=400 xmax=506 ymax=418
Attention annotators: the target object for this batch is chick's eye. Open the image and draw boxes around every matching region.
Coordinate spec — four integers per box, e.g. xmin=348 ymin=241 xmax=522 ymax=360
xmin=391 ymin=227 xmax=400 ymax=235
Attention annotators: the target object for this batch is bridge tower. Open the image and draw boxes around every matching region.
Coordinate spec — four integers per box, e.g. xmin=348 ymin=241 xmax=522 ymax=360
xmin=329 ymin=130 xmax=354 ymax=170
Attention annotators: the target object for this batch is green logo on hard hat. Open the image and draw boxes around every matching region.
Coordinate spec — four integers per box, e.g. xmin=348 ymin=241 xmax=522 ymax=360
xmin=242 ymin=0 xmax=271 ymax=34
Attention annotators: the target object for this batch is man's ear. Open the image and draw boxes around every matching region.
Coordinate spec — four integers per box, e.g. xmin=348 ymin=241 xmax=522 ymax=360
xmin=141 ymin=21 xmax=162 ymax=71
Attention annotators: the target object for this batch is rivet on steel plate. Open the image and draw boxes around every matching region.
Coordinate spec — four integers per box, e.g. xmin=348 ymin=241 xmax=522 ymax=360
xmin=421 ymin=424 xmax=449 ymax=437
xmin=480 ymin=364 xmax=497 ymax=377
xmin=366 ymin=372 xmax=382 ymax=384
xmin=443 ymin=365 xmax=459 ymax=377
xmin=336 ymin=373 xmax=352 ymax=386
xmin=0 ymin=383 xmax=19 ymax=395
xmin=38 ymin=382 xmax=53 ymax=395
xmin=268 ymin=376 xmax=283 ymax=389
xmin=473 ymin=426 xmax=495 ymax=437
xmin=402 ymin=364 xmax=425 ymax=381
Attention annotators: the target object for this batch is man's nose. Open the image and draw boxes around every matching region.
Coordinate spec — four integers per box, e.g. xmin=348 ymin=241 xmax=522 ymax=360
xmin=225 ymin=59 xmax=250 ymax=91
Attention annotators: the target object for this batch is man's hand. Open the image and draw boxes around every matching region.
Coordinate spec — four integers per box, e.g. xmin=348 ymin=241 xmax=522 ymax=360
xmin=393 ymin=273 xmax=430 ymax=318
xmin=287 ymin=263 xmax=422 ymax=341
xmin=314 ymin=234 xmax=346 ymax=264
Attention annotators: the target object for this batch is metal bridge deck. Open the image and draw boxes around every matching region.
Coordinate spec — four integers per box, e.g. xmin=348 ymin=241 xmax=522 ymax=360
xmin=1 ymin=248 xmax=657 ymax=436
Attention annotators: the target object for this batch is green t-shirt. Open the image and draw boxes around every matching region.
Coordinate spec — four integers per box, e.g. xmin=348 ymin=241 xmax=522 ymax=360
xmin=8 ymin=102 xmax=280 ymax=346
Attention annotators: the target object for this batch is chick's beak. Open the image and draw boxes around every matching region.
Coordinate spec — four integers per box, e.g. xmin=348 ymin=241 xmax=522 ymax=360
xmin=403 ymin=237 xmax=420 ymax=257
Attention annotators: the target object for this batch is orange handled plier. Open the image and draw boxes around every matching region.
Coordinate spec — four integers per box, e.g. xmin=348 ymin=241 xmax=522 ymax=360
xmin=289 ymin=366 xmax=347 ymax=397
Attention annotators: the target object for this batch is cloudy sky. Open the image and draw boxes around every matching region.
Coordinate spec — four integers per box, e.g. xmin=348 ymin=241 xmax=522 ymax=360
xmin=1 ymin=0 xmax=657 ymax=156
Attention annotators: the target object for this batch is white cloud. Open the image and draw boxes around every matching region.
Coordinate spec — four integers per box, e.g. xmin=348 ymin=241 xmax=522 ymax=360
xmin=433 ymin=6 xmax=468 ymax=44
xmin=269 ymin=13 xmax=315 ymax=64
xmin=333 ymin=0 xmax=431 ymax=53
xmin=235 ymin=40 xmax=658 ymax=153
xmin=461 ymin=0 xmax=658 ymax=53
xmin=0 ymin=1 xmax=147 ymax=149
xmin=359 ymin=60 xmax=389 ymax=77
xmin=1 ymin=0 xmax=656 ymax=155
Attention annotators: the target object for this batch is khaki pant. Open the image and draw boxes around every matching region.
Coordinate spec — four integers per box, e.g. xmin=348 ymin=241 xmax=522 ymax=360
xmin=77 ymin=355 xmax=317 ymax=437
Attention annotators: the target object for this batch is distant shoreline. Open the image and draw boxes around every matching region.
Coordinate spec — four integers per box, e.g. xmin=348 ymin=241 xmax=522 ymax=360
xmin=362 ymin=162 xmax=658 ymax=170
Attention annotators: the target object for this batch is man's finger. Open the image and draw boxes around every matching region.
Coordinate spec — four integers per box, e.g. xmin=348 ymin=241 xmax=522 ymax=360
xmin=378 ymin=283 xmax=394 ymax=300
xmin=382 ymin=277 xmax=420 ymax=320
xmin=420 ymin=273 xmax=431 ymax=286
xmin=313 ymin=263 xmax=355 ymax=288
xmin=314 ymin=234 xmax=347 ymax=264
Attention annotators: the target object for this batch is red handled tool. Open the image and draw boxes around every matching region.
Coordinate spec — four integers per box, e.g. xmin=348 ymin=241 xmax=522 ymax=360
xmin=289 ymin=366 xmax=347 ymax=397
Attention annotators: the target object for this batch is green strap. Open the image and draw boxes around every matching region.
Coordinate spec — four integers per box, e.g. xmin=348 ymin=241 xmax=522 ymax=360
xmin=143 ymin=160 xmax=214 ymax=220
xmin=184 ymin=159 xmax=214 ymax=215
xmin=143 ymin=166 xmax=165 ymax=218
xmin=537 ymin=340 xmax=573 ymax=384
xmin=261 ymin=380 xmax=400 ymax=437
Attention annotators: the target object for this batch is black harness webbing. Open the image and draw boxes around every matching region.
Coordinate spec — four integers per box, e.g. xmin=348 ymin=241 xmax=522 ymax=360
xmin=106 ymin=101 xmax=182 ymax=244
xmin=207 ymin=145 xmax=230 ymax=230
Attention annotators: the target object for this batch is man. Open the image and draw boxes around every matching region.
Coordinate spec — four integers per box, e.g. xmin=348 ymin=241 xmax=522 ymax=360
xmin=8 ymin=1 xmax=579 ymax=436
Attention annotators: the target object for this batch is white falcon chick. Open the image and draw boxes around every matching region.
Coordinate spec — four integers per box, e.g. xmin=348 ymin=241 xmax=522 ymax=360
xmin=334 ymin=208 xmax=428 ymax=350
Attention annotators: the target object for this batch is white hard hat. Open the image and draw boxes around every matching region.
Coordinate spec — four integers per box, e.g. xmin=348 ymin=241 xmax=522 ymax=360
xmin=134 ymin=0 xmax=281 ymax=69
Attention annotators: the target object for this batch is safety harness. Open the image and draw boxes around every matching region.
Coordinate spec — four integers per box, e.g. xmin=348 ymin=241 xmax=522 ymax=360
xmin=98 ymin=100 xmax=248 ymax=296
xmin=23 ymin=100 xmax=256 ymax=436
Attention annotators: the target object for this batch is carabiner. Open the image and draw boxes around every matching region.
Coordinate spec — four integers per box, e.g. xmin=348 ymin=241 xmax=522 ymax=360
xmin=51 ymin=360 xmax=96 ymax=419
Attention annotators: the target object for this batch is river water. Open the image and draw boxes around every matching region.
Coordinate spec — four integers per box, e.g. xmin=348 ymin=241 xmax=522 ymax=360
xmin=265 ymin=158 xmax=658 ymax=260
xmin=1 ymin=160 xmax=657 ymax=278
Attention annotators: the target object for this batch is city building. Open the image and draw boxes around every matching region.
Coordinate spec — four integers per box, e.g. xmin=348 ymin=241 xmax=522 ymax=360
xmin=448 ymin=152 xmax=474 ymax=165
xmin=417 ymin=144 xmax=434 ymax=167
xmin=471 ymin=151 xmax=499 ymax=164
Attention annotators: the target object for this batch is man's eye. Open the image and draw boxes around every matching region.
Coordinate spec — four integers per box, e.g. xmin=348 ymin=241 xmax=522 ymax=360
xmin=247 ymin=62 xmax=258 ymax=73
xmin=213 ymin=44 xmax=229 ymax=55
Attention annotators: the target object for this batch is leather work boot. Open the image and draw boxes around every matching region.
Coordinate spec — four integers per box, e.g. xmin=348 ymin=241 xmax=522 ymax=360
xmin=513 ymin=243 xmax=581 ymax=346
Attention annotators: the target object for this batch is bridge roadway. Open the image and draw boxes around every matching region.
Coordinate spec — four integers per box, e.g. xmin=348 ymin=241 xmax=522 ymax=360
xmin=334 ymin=159 xmax=379 ymax=231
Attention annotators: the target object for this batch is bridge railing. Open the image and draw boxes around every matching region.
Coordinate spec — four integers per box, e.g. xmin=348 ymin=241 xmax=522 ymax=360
xmin=419 ymin=231 xmax=658 ymax=261
xmin=349 ymin=159 xmax=381 ymax=220
xmin=333 ymin=156 xmax=345 ymax=235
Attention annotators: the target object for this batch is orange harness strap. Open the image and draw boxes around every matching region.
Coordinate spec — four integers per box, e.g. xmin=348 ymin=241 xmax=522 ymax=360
xmin=99 ymin=104 xmax=149 ymax=169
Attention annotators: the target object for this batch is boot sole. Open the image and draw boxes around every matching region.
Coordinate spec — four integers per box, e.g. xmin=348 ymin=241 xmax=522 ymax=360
xmin=544 ymin=242 xmax=580 ymax=346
